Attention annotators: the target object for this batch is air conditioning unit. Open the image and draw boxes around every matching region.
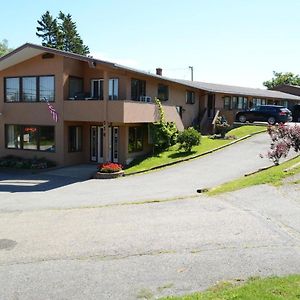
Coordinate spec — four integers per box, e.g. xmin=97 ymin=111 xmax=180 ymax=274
xmin=139 ymin=96 xmax=152 ymax=102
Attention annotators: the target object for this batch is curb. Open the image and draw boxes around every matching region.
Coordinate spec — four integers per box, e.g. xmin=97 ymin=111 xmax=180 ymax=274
xmin=125 ymin=129 xmax=266 ymax=176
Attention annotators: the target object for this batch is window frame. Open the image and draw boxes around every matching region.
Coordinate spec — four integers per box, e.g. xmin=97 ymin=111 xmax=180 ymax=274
xmin=68 ymin=126 xmax=83 ymax=152
xmin=157 ymin=83 xmax=169 ymax=101
xmin=128 ymin=126 xmax=144 ymax=153
xmin=69 ymin=76 xmax=84 ymax=99
xmin=131 ymin=78 xmax=146 ymax=101
xmin=4 ymin=75 xmax=55 ymax=103
xmin=186 ymin=90 xmax=195 ymax=104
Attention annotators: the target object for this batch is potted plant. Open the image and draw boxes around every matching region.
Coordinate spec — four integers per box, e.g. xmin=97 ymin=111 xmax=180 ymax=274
xmin=94 ymin=162 xmax=124 ymax=179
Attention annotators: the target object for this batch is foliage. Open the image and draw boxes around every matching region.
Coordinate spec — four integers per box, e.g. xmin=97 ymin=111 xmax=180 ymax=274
xmin=150 ymin=98 xmax=178 ymax=152
xmin=267 ymin=124 xmax=300 ymax=165
xmin=97 ymin=162 xmax=123 ymax=173
xmin=0 ymin=39 xmax=13 ymax=57
xmin=36 ymin=11 xmax=89 ymax=55
xmin=214 ymin=116 xmax=231 ymax=138
xmin=0 ymin=155 xmax=56 ymax=169
xmin=178 ymin=127 xmax=201 ymax=152
xmin=125 ymin=126 xmax=265 ymax=175
xmin=208 ymin=155 xmax=300 ymax=196
xmin=161 ymin=275 xmax=300 ymax=300
xmin=263 ymin=71 xmax=300 ymax=89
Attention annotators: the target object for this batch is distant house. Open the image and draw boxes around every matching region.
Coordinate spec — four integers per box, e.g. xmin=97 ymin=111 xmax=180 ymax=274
xmin=270 ymin=84 xmax=300 ymax=97
xmin=1 ymin=43 xmax=300 ymax=166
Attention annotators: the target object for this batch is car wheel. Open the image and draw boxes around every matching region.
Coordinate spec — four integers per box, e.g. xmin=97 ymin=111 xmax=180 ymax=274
xmin=238 ymin=115 xmax=247 ymax=123
xmin=267 ymin=117 xmax=276 ymax=125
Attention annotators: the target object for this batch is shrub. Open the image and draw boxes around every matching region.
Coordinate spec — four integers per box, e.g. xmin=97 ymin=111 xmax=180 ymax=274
xmin=150 ymin=98 xmax=178 ymax=152
xmin=215 ymin=116 xmax=231 ymax=138
xmin=267 ymin=124 xmax=300 ymax=165
xmin=97 ymin=162 xmax=123 ymax=173
xmin=0 ymin=155 xmax=56 ymax=169
xmin=178 ymin=127 xmax=201 ymax=152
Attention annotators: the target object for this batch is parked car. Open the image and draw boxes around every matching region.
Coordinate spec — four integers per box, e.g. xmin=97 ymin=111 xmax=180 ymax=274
xmin=235 ymin=105 xmax=292 ymax=125
xmin=292 ymin=104 xmax=300 ymax=122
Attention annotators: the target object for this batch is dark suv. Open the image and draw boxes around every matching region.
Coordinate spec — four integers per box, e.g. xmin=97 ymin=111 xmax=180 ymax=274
xmin=292 ymin=104 xmax=300 ymax=122
xmin=235 ymin=105 xmax=292 ymax=125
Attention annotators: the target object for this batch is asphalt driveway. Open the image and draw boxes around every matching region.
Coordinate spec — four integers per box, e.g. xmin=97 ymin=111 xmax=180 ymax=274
xmin=0 ymin=132 xmax=299 ymax=299
xmin=0 ymin=132 xmax=297 ymax=212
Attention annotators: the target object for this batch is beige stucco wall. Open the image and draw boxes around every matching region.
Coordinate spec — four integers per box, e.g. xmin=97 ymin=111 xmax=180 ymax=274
xmin=0 ymin=54 xmax=65 ymax=165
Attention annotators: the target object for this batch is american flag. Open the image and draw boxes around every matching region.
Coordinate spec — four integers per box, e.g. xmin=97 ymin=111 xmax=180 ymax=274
xmin=44 ymin=98 xmax=58 ymax=122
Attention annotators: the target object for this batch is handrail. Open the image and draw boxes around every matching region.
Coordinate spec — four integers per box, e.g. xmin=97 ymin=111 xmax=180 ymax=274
xmin=212 ymin=110 xmax=220 ymax=125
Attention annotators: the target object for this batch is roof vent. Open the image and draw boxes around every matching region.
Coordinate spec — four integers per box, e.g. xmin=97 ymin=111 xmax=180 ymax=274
xmin=156 ymin=68 xmax=162 ymax=76
xmin=42 ymin=53 xmax=55 ymax=59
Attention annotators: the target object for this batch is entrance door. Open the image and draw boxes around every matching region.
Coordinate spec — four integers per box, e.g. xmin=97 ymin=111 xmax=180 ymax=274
xmin=207 ymin=94 xmax=215 ymax=118
xmin=91 ymin=126 xmax=118 ymax=163
xmin=90 ymin=126 xmax=104 ymax=163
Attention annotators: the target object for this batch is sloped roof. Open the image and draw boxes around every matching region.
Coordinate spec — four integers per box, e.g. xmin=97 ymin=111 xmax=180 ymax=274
xmin=1 ymin=43 xmax=300 ymax=101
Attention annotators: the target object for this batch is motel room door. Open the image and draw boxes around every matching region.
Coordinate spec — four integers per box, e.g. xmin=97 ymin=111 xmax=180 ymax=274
xmin=207 ymin=94 xmax=216 ymax=118
xmin=90 ymin=126 xmax=119 ymax=163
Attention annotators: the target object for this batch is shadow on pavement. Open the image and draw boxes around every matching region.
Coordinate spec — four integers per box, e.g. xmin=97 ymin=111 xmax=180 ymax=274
xmin=0 ymin=165 xmax=95 ymax=192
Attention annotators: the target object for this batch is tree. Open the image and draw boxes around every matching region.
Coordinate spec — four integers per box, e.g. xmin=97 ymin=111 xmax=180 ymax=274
xmin=36 ymin=11 xmax=61 ymax=49
xmin=263 ymin=71 xmax=300 ymax=89
xmin=150 ymin=98 xmax=178 ymax=152
xmin=0 ymin=39 xmax=13 ymax=57
xmin=266 ymin=124 xmax=300 ymax=165
xmin=36 ymin=11 xmax=89 ymax=56
xmin=58 ymin=12 xmax=89 ymax=55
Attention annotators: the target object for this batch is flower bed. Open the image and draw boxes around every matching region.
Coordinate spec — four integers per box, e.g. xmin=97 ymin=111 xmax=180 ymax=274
xmin=94 ymin=162 xmax=124 ymax=179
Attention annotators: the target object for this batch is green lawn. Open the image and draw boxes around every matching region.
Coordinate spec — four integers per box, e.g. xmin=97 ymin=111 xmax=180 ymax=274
xmin=124 ymin=125 xmax=266 ymax=175
xmin=208 ymin=155 xmax=300 ymax=196
xmin=160 ymin=275 xmax=300 ymax=300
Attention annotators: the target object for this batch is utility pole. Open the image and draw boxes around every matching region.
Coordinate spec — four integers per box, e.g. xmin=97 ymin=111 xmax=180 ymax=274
xmin=189 ymin=66 xmax=194 ymax=81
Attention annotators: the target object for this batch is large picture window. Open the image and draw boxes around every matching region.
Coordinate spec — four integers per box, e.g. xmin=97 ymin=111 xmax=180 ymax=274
xmin=4 ymin=76 xmax=55 ymax=102
xmin=5 ymin=125 xmax=55 ymax=152
xmin=128 ymin=126 xmax=143 ymax=153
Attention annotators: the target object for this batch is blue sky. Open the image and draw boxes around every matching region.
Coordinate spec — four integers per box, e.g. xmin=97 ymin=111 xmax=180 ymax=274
xmin=2 ymin=0 xmax=300 ymax=87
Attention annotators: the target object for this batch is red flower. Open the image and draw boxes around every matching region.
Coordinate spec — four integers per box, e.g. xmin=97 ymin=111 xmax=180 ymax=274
xmin=97 ymin=162 xmax=123 ymax=173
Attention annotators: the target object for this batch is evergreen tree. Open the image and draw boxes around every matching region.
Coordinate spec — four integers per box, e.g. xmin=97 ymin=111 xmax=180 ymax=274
xmin=58 ymin=12 xmax=89 ymax=55
xmin=36 ymin=11 xmax=61 ymax=49
xmin=36 ymin=11 xmax=89 ymax=56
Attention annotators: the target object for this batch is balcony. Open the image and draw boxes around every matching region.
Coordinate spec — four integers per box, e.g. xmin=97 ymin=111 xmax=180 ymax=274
xmin=63 ymin=99 xmax=184 ymax=130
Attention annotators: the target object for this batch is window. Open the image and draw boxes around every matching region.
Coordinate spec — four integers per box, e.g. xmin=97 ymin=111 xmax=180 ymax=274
xmin=5 ymin=125 xmax=55 ymax=152
xmin=22 ymin=77 xmax=37 ymax=102
xmin=5 ymin=78 xmax=20 ymax=102
xmin=39 ymin=126 xmax=55 ymax=151
xmin=4 ymin=76 xmax=55 ymax=102
xmin=131 ymin=78 xmax=146 ymax=101
xmin=69 ymin=126 xmax=82 ymax=152
xmin=186 ymin=91 xmax=195 ymax=104
xmin=157 ymin=84 xmax=169 ymax=101
xmin=69 ymin=77 xmax=83 ymax=99
xmin=91 ymin=79 xmax=103 ymax=100
xmin=252 ymin=98 xmax=266 ymax=107
xmin=39 ymin=76 xmax=55 ymax=101
xmin=5 ymin=125 xmax=21 ymax=149
xmin=109 ymin=78 xmax=119 ymax=100
xmin=226 ymin=95 xmax=248 ymax=110
xmin=224 ymin=96 xmax=231 ymax=110
xmin=23 ymin=126 xmax=38 ymax=150
xmin=128 ymin=126 xmax=143 ymax=153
